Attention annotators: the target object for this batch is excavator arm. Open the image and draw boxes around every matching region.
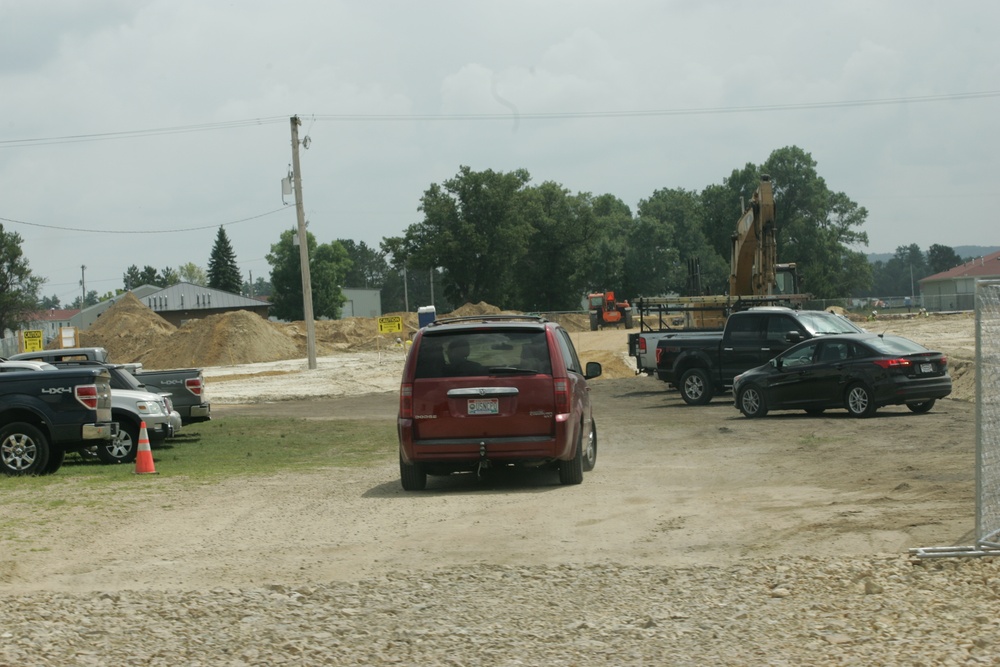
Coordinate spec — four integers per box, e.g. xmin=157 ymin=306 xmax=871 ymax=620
xmin=729 ymin=175 xmax=776 ymax=297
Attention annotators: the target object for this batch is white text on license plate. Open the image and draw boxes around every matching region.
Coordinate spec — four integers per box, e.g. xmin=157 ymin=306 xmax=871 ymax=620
xmin=467 ymin=398 xmax=498 ymax=415
xmin=920 ymin=363 xmax=933 ymax=374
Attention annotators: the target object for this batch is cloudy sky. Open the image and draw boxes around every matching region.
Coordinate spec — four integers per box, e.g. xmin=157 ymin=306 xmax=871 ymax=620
xmin=2 ymin=0 xmax=997 ymax=304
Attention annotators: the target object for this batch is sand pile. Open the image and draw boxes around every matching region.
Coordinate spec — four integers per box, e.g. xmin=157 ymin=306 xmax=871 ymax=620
xmin=79 ymin=292 xmax=176 ymax=363
xmin=140 ymin=310 xmax=300 ymax=369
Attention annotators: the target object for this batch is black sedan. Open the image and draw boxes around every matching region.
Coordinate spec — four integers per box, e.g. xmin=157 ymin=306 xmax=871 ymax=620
xmin=732 ymin=333 xmax=952 ymax=418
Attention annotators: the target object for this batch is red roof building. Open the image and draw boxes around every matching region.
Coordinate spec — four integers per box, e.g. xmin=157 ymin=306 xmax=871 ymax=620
xmin=919 ymin=250 xmax=1000 ymax=311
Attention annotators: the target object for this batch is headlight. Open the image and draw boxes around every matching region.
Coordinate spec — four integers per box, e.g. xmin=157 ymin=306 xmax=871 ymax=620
xmin=135 ymin=400 xmax=164 ymax=416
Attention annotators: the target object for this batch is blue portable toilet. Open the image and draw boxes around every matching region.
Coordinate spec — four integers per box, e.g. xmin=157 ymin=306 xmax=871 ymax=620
xmin=417 ymin=305 xmax=436 ymax=328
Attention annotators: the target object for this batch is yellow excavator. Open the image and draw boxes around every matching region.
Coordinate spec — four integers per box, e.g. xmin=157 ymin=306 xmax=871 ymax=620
xmin=635 ymin=174 xmax=806 ymax=330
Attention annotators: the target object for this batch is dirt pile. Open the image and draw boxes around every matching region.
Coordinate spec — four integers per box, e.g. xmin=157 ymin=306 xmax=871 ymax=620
xmin=140 ymin=310 xmax=300 ymax=369
xmin=78 ymin=292 xmax=176 ymax=363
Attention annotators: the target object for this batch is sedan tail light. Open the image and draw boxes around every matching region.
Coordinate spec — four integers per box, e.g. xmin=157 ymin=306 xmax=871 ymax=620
xmin=400 ymin=383 xmax=413 ymax=419
xmin=75 ymin=384 xmax=99 ymax=410
xmin=872 ymin=358 xmax=912 ymax=369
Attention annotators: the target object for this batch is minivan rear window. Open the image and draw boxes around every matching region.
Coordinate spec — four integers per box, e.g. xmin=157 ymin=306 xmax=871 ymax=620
xmin=415 ymin=330 xmax=550 ymax=378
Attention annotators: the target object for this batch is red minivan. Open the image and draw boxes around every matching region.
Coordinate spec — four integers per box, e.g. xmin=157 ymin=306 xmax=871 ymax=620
xmin=397 ymin=315 xmax=602 ymax=490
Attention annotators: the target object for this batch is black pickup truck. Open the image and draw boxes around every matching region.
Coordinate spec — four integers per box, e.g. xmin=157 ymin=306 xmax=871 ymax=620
xmin=10 ymin=346 xmax=210 ymax=425
xmin=0 ymin=364 xmax=117 ymax=475
xmin=654 ymin=307 xmax=864 ymax=405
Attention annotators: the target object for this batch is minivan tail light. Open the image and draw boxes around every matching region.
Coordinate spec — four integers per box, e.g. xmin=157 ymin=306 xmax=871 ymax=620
xmin=185 ymin=377 xmax=204 ymax=396
xmin=75 ymin=384 xmax=98 ymax=410
xmin=400 ymin=383 xmax=413 ymax=419
xmin=554 ymin=379 xmax=570 ymax=415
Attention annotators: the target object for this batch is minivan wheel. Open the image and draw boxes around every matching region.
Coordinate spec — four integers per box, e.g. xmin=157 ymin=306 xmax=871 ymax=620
xmin=582 ymin=420 xmax=597 ymax=472
xmin=559 ymin=430 xmax=585 ymax=485
xmin=400 ymin=455 xmax=427 ymax=491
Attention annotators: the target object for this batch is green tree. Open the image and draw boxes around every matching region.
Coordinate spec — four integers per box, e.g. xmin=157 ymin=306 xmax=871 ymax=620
xmin=0 ymin=225 xmax=44 ymax=333
xmin=388 ymin=166 xmax=535 ymax=309
xmin=927 ymin=244 xmax=963 ymax=275
xmin=339 ymin=239 xmax=390 ymax=289
xmin=266 ymin=229 xmax=350 ymax=320
xmin=123 ymin=265 xmax=171 ymax=289
xmin=39 ymin=294 xmax=61 ymax=309
xmin=179 ymin=262 xmax=208 ymax=286
xmin=242 ymin=276 xmax=272 ymax=298
xmin=70 ymin=290 xmax=100 ymax=309
xmin=584 ymin=194 xmax=633 ymax=298
xmin=512 ymin=183 xmax=597 ymax=311
xmin=761 ymin=146 xmax=871 ymax=298
xmin=207 ymin=226 xmax=242 ymax=293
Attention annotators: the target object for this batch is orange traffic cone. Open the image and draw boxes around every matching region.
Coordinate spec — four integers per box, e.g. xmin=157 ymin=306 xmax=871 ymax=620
xmin=134 ymin=421 xmax=157 ymax=475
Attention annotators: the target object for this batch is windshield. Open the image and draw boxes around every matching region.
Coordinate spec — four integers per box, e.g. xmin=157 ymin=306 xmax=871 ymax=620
xmin=415 ymin=330 xmax=550 ymax=378
xmin=796 ymin=312 xmax=865 ymax=335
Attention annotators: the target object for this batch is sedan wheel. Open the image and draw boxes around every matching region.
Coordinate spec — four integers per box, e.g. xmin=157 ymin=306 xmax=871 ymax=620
xmin=907 ymin=399 xmax=936 ymax=414
xmin=845 ymin=383 xmax=877 ymax=418
xmin=737 ymin=385 xmax=767 ymax=418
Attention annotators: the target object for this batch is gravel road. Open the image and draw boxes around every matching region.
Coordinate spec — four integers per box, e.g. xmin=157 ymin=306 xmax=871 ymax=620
xmin=3 ymin=315 xmax=998 ymax=665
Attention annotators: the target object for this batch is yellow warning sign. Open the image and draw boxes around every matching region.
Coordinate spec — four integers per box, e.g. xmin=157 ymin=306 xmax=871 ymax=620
xmin=21 ymin=329 xmax=44 ymax=352
xmin=377 ymin=315 xmax=403 ymax=334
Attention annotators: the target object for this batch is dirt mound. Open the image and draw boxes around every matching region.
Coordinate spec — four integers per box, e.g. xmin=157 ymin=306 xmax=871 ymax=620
xmin=440 ymin=302 xmax=505 ymax=318
xmin=140 ymin=310 xmax=299 ymax=369
xmin=78 ymin=292 xmax=176 ymax=363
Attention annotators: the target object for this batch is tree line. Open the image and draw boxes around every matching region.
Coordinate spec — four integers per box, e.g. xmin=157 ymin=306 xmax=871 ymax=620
xmin=0 ymin=144 xmax=981 ymax=335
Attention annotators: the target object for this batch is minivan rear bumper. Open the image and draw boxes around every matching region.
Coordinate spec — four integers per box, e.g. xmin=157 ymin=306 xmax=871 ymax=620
xmin=398 ymin=419 xmax=574 ymax=465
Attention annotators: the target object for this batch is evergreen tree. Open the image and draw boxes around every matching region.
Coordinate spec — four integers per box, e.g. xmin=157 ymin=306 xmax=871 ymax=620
xmin=207 ymin=226 xmax=242 ymax=293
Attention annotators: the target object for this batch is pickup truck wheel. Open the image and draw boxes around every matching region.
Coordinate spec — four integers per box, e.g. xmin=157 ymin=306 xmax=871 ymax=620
xmin=737 ymin=385 xmax=768 ymax=418
xmin=0 ymin=422 xmax=50 ymax=476
xmin=559 ymin=428 xmax=585 ymax=485
xmin=582 ymin=419 xmax=597 ymax=472
xmin=679 ymin=368 xmax=713 ymax=405
xmin=399 ymin=454 xmax=427 ymax=491
xmin=98 ymin=420 xmax=139 ymax=464
xmin=42 ymin=447 xmax=65 ymax=475
xmin=907 ymin=399 xmax=936 ymax=414
xmin=845 ymin=383 xmax=877 ymax=418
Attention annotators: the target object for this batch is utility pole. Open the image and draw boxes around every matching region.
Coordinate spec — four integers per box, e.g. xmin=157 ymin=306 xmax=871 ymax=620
xmin=290 ymin=115 xmax=317 ymax=370
xmin=80 ymin=265 xmax=86 ymax=307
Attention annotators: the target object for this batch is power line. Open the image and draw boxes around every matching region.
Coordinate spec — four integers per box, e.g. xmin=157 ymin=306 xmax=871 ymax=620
xmin=2 ymin=90 xmax=997 ymax=148
xmin=0 ymin=207 xmax=288 ymax=234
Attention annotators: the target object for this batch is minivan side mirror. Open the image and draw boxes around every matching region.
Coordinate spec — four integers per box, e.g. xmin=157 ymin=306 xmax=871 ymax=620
xmin=585 ymin=361 xmax=602 ymax=380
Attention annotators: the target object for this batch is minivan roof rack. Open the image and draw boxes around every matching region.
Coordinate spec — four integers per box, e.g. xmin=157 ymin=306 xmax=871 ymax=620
xmin=429 ymin=314 xmax=548 ymax=326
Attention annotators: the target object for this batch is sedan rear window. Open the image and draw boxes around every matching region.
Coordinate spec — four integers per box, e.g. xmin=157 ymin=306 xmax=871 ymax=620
xmin=415 ymin=331 xmax=551 ymax=379
xmin=865 ymin=334 xmax=930 ymax=356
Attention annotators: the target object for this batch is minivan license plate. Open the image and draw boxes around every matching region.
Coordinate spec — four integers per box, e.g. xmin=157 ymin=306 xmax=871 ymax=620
xmin=468 ymin=398 xmax=498 ymax=415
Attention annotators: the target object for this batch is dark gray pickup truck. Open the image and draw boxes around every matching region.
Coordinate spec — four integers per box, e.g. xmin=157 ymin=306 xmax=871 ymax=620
xmin=654 ymin=307 xmax=865 ymax=405
xmin=10 ymin=346 xmax=211 ymax=425
xmin=0 ymin=363 xmax=117 ymax=475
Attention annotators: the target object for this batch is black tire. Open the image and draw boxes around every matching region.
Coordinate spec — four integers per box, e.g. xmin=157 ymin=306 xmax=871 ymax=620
xmin=907 ymin=399 xmax=936 ymax=414
xmin=97 ymin=419 xmax=139 ymax=464
xmin=737 ymin=385 xmax=768 ymax=418
xmin=42 ymin=447 xmax=65 ymax=475
xmin=805 ymin=408 xmax=826 ymax=416
xmin=679 ymin=368 xmax=713 ymax=405
xmin=0 ymin=422 xmax=50 ymax=476
xmin=582 ymin=419 xmax=597 ymax=472
xmin=400 ymin=454 xmax=427 ymax=491
xmin=589 ymin=313 xmax=599 ymax=331
xmin=845 ymin=383 xmax=877 ymax=418
xmin=559 ymin=428 xmax=585 ymax=485
xmin=624 ymin=310 xmax=634 ymax=329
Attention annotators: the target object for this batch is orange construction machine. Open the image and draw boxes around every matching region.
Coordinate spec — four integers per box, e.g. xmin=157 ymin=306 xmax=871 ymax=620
xmin=588 ymin=291 xmax=634 ymax=331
